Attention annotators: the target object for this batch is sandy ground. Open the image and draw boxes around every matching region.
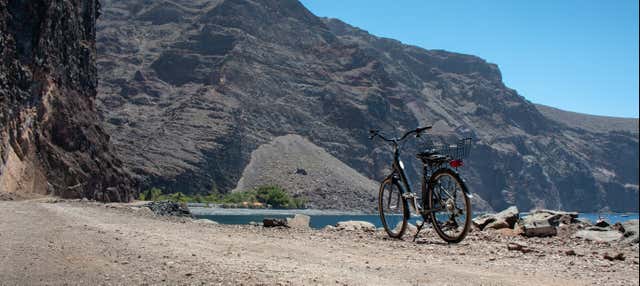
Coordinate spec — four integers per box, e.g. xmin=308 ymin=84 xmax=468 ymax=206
xmin=0 ymin=200 xmax=638 ymax=286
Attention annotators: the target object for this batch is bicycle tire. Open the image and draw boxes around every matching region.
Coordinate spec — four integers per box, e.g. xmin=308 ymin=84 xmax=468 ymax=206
xmin=378 ymin=178 xmax=409 ymax=239
xmin=426 ymin=168 xmax=472 ymax=243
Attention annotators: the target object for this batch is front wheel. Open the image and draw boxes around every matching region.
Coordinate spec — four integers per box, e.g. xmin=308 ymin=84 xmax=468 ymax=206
xmin=378 ymin=178 xmax=409 ymax=238
xmin=427 ymin=168 xmax=472 ymax=243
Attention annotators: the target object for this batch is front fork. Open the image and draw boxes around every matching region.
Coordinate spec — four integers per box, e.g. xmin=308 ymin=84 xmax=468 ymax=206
xmin=393 ymin=159 xmax=422 ymax=214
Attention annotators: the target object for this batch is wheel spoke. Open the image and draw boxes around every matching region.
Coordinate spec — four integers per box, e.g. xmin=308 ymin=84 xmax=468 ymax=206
xmin=428 ymin=170 xmax=471 ymax=243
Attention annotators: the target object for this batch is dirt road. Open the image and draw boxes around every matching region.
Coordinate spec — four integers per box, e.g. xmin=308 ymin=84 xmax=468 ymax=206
xmin=0 ymin=200 xmax=637 ymax=285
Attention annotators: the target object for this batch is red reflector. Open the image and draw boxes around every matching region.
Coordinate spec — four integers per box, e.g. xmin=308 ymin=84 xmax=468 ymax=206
xmin=450 ymin=159 xmax=464 ymax=168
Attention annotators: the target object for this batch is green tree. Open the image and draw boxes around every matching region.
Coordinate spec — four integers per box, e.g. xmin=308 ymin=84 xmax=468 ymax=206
xmin=255 ymin=186 xmax=292 ymax=208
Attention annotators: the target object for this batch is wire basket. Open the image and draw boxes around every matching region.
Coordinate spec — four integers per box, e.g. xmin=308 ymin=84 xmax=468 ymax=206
xmin=424 ymin=137 xmax=473 ymax=160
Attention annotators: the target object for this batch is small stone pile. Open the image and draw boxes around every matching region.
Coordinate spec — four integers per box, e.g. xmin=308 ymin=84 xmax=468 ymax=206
xmin=145 ymin=201 xmax=193 ymax=217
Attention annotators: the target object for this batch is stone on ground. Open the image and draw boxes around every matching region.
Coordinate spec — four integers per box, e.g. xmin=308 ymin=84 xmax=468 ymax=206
xmin=522 ymin=220 xmax=557 ymax=237
xmin=145 ymin=201 xmax=192 ymax=217
xmin=573 ymin=227 xmax=624 ymax=242
xmin=472 ymin=214 xmax=496 ymax=230
xmin=521 ymin=209 xmax=579 ymax=227
xmin=473 ymin=206 xmax=519 ymax=230
xmin=263 ymin=218 xmax=288 ymax=227
xmin=286 ymin=214 xmax=311 ymax=229
xmin=620 ymin=219 xmax=639 ymax=244
xmin=336 ymin=221 xmax=376 ymax=232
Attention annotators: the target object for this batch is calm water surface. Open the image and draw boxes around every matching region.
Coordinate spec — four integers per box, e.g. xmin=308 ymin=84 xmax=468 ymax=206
xmin=191 ymin=207 xmax=638 ymax=229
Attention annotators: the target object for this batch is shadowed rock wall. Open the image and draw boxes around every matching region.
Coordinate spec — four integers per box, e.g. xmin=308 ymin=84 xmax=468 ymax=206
xmin=0 ymin=0 xmax=134 ymax=201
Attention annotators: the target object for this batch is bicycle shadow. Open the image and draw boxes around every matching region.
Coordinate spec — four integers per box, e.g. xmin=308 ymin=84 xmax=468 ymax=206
xmin=414 ymin=238 xmax=450 ymax=246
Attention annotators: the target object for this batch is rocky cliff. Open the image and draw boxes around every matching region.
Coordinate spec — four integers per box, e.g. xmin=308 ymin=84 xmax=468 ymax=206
xmin=95 ymin=0 xmax=638 ymax=211
xmin=0 ymin=0 xmax=134 ymax=201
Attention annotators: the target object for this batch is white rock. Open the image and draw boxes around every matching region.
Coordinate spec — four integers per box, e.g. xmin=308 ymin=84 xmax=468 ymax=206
xmin=286 ymin=214 xmax=310 ymax=229
xmin=573 ymin=229 xmax=623 ymax=242
xmin=322 ymin=225 xmax=336 ymax=231
xmin=336 ymin=221 xmax=376 ymax=232
xmin=195 ymin=219 xmax=219 ymax=225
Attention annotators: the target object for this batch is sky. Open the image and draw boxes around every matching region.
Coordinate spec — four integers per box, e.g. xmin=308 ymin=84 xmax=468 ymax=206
xmin=300 ymin=0 xmax=639 ymax=118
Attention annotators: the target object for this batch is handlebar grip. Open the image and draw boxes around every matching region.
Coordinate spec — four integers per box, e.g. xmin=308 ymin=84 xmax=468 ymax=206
xmin=415 ymin=126 xmax=432 ymax=137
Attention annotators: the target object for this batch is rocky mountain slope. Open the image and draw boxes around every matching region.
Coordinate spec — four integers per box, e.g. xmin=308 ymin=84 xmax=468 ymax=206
xmin=535 ymin=104 xmax=639 ymax=135
xmin=0 ymin=0 xmax=134 ymax=201
xmin=234 ymin=135 xmax=377 ymax=211
xmin=96 ymin=0 xmax=638 ymax=212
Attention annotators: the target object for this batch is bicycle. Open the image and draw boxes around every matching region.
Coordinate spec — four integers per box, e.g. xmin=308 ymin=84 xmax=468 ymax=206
xmin=369 ymin=127 xmax=473 ymax=243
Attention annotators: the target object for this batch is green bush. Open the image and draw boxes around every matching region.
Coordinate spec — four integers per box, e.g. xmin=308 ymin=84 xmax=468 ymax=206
xmin=255 ymin=186 xmax=293 ymax=208
xmin=137 ymin=185 xmax=306 ymax=209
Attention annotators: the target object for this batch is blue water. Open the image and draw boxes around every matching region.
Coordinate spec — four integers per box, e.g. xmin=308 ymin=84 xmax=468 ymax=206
xmin=192 ymin=208 xmax=639 ymax=229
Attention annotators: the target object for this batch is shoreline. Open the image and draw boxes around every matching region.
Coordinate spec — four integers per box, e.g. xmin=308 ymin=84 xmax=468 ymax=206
xmin=1 ymin=199 xmax=638 ymax=285
xmin=189 ymin=206 xmax=375 ymax=216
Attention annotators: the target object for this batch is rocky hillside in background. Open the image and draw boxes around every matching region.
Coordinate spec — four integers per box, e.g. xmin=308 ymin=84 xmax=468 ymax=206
xmin=234 ymin=135 xmax=378 ymax=212
xmin=96 ymin=0 xmax=639 ymax=212
xmin=0 ymin=0 xmax=134 ymax=201
xmin=535 ymin=104 xmax=639 ymax=135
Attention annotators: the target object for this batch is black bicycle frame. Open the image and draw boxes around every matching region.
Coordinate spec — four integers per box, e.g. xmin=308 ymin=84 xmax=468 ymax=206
xmin=372 ymin=126 xmax=474 ymax=216
xmin=389 ymin=143 xmax=422 ymax=213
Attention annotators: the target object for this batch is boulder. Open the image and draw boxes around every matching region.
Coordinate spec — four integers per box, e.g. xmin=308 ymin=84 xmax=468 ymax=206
xmin=496 ymin=206 xmax=520 ymax=227
xmin=145 ymin=201 xmax=192 ymax=217
xmin=574 ymin=228 xmax=623 ymax=242
xmin=263 ymin=218 xmax=288 ymax=227
xmin=473 ymin=206 xmax=519 ymax=230
xmin=485 ymin=220 xmax=510 ymax=230
xmin=521 ymin=209 xmax=579 ymax=227
xmin=522 ymin=219 xmax=557 ymax=237
xmin=335 ymin=221 xmax=376 ymax=232
xmin=472 ymin=214 xmax=496 ymax=230
xmin=286 ymin=214 xmax=311 ymax=229
xmin=595 ymin=220 xmax=610 ymax=228
xmin=620 ymin=219 xmax=639 ymax=244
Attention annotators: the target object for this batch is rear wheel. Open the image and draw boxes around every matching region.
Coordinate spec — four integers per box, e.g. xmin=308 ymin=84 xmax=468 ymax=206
xmin=427 ymin=168 xmax=471 ymax=243
xmin=378 ymin=178 xmax=409 ymax=238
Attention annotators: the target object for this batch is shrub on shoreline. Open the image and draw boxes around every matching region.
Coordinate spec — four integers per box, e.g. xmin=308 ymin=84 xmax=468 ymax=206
xmin=137 ymin=185 xmax=306 ymax=209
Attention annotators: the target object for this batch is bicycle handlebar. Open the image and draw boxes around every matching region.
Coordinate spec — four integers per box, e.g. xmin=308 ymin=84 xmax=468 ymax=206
xmin=369 ymin=126 xmax=432 ymax=143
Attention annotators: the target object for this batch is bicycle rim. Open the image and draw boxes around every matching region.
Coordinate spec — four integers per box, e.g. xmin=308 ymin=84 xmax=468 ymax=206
xmin=428 ymin=169 xmax=471 ymax=243
xmin=378 ymin=180 xmax=408 ymax=238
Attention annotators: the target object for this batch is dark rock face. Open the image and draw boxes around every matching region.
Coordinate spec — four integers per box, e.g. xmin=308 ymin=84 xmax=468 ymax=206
xmin=0 ymin=0 xmax=134 ymax=201
xmin=96 ymin=0 xmax=638 ymax=212
xmin=145 ymin=201 xmax=192 ymax=217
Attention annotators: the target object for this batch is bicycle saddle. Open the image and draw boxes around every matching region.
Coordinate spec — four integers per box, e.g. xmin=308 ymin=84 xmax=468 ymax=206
xmin=416 ymin=149 xmax=448 ymax=162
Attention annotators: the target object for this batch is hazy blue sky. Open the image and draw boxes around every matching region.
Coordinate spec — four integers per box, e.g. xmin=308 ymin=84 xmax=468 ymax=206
xmin=300 ymin=0 xmax=639 ymax=118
